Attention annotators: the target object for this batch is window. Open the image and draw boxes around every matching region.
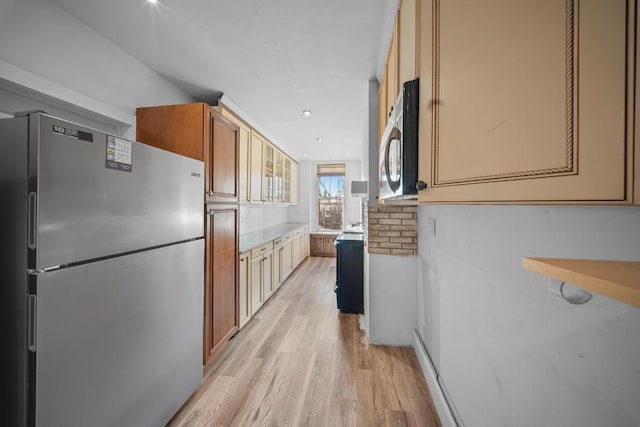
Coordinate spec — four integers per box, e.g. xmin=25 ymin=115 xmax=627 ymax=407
xmin=317 ymin=163 xmax=345 ymax=230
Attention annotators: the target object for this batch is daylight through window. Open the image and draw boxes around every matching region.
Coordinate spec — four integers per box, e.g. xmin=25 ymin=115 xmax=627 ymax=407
xmin=317 ymin=163 xmax=345 ymax=231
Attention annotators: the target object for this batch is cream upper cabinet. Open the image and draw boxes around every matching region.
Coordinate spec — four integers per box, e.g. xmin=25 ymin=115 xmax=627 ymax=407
xmin=219 ymin=104 xmax=300 ymax=205
xmin=398 ymin=0 xmax=418 ymax=85
xmin=380 ymin=1 xmax=414 ymax=143
xmin=274 ymin=150 xmax=284 ymax=203
xmin=249 ymin=131 xmax=264 ymax=203
xmin=262 ymin=142 xmax=275 ymax=202
xmin=220 ymin=106 xmax=250 ymax=204
xmin=378 ymin=73 xmax=388 ymax=143
xmin=290 ymin=161 xmax=299 ymax=205
xmin=283 ymin=157 xmax=292 ymax=203
xmin=386 ymin=18 xmax=399 ymax=115
xmin=417 ymin=0 xmax=635 ymax=203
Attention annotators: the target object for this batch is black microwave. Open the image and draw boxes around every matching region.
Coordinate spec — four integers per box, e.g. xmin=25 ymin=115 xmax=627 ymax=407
xmin=378 ymin=78 xmax=419 ymax=201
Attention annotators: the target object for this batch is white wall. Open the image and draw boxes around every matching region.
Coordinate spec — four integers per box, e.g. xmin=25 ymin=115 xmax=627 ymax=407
xmin=287 ymin=159 xmax=312 ymax=225
xmin=0 ymin=0 xmax=192 ymax=135
xmin=417 ymin=205 xmax=640 ymax=427
xmin=239 ymin=205 xmax=289 ymax=234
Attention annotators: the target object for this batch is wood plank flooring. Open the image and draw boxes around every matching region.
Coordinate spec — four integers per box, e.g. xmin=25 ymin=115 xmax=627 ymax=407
xmin=168 ymin=257 xmax=441 ymax=427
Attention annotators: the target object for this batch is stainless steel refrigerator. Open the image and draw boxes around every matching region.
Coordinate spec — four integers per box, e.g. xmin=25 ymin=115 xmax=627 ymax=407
xmin=0 ymin=113 xmax=204 ymax=426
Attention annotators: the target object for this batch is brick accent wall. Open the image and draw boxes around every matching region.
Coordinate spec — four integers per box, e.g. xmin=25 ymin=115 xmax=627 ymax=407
xmin=367 ymin=206 xmax=418 ymax=255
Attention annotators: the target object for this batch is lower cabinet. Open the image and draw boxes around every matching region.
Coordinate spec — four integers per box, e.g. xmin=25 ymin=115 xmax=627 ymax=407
xmin=250 ymin=242 xmax=273 ymax=316
xmin=280 ymin=235 xmax=293 ymax=283
xmin=273 ymin=238 xmax=282 ymax=291
xmin=204 ymin=205 xmax=239 ymax=365
xmin=238 ymin=251 xmax=251 ymax=328
xmin=239 ymin=225 xmax=308 ymax=329
xmin=292 ymin=227 xmax=309 ymax=268
xmin=292 ymin=234 xmax=302 ymax=267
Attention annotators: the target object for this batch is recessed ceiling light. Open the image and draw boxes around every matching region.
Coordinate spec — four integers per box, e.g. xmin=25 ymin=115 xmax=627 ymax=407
xmin=302 ymin=110 xmax=312 ymax=116
xmin=303 ymin=154 xmax=307 ymax=157
xmin=316 ymin=137 xmax=323 ymax=142
xmin=147 ymin=0 xmax=158 ymax=3
xmin=346 ymin=152 xmax=350 ymax=156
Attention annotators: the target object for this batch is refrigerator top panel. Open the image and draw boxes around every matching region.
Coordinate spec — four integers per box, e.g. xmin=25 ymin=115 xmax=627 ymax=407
xmin=33 ymin=114 xmax=204 ymax=269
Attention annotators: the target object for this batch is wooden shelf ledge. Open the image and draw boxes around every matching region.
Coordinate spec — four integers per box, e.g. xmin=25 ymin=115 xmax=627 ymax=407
xmin=523 ymin=258 xmax=640 ymax=308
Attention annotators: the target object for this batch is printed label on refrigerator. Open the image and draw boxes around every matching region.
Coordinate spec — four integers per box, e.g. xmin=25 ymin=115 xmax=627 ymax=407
xmin=52 ymin=125 xmax=94 ymax=142
xmin=105 ymin=135 xmax=132 ymax=172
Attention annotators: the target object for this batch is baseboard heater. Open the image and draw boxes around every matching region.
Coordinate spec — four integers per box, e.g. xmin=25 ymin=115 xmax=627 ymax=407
xmin=412 ymin=329 xmax=463 ymax=427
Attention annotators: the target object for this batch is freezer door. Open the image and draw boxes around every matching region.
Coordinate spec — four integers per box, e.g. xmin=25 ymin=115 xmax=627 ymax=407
xmin=33 ymin=240 xmax=203 ymax=427
xmin=33 ymin=114 xmax=204 ymax=269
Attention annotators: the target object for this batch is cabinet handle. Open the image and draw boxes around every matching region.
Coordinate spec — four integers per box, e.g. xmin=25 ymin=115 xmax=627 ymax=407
xmin=208 ymin=191 xmax=213 ymax=196
xmin=416 ymin=181 xmax=427 ymax=191
xmin=261 ymin=247 xmax=266 ymax=252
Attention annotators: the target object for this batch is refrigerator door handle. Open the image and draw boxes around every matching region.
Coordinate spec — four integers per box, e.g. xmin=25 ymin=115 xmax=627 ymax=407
xmin=28 ymin=295 xmax=37 ymax=352
xmin=28 ymin=192 xmax=37 ymax=249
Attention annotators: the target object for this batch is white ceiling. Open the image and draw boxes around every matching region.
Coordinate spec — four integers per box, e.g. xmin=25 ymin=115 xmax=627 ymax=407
xmin=52 ymin=0 xmax=394 ymax=161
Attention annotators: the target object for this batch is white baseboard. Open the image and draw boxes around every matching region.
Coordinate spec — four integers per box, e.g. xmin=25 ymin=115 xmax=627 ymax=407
xmin=412 ymin=330 xmax=458 ymax=427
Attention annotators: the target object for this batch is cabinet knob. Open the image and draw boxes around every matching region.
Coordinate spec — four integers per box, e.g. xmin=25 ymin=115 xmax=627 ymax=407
xmin=416 ymin=181 xmax=428 ymax=191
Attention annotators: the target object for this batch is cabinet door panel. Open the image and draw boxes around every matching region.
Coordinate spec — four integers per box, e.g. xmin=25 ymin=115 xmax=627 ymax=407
xmin=262 ymin=251 xmax=273 ymax=301
xmin=379 ymin=72 xmax=388 ymax=143
xmin=419 ymin=0 xmax=630 ymax=202
xmin=220 ymin=108 xmax=250 ymax=204
xmin=263 ymin=251 xmax=273 ymax=300
xmin=386 ymin=18 xmax=399 ymax=113
xmin=249 ymin=132 xmax=264 ymax=202
xmin=204 ymin=207 xmax=238 ymax=364
xmin=398 ymin=0 xmax=417 ymax=85
xmin=208 ymin=110 xmax=238 ymax=203
xmin=239 ymin=252 xmax=250 ymax=327
xmin=273 ymin=246 xmax=281 ymax=290
xmin=281 ymin=241 xmax=293 ymax=281
xmin=250 ymin=257 xmax=263 ymax=314
xmin=290 ymin=162 xmax=299 ymax=205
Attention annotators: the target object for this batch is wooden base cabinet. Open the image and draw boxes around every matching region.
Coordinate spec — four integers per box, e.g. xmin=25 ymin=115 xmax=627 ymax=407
xmin=281 ymin=238 xmax=293 ymax=281
xmin=204 ymin=206 xmax=239 ymax=365
xmin=292 ymin=226 xmax=309 ymax=268
xmin=277 ymin=233 xmax=293 ymax=285
xmin=273 ymin=238 xmax=282 ymax=291
xmin=250 ymin=242 xmax=273 ymax=315
xmin=417 ymin=0 xmax=635 ymax=203
xmin=239 ymin=251 xmax=251 ymax=328
xmin=136 ymin=103 xmax=239 ymax=204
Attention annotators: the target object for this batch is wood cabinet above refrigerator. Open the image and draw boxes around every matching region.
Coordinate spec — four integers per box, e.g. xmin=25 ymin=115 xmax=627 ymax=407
xmin=136 ymin=102 xmax=239 ymax=204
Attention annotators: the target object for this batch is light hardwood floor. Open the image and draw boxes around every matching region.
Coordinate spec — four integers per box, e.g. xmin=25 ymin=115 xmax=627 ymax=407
xmin=169 ymin=257 xmax=441 ymax=427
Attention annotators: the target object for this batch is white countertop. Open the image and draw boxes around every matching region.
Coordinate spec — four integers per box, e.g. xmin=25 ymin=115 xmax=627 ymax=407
xmin=239 ymin=223 xmax=308 ymax=253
